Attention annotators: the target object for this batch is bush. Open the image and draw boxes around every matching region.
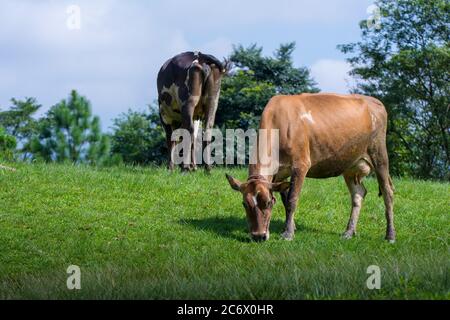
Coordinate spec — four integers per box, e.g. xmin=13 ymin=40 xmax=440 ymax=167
xmin=0 ymin=126 xmax=17 ymax=160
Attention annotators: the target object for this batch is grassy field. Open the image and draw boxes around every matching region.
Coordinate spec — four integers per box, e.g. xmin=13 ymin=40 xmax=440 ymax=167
xmin=0 ymin=163 xmax=448 ymax=299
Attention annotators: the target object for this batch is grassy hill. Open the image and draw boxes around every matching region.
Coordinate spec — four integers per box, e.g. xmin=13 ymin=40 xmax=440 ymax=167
xmin=0 ymin=163 xmax=448 ymax=299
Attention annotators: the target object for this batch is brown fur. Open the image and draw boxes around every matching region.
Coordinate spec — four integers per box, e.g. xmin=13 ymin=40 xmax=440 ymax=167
xmin=227 ymin=93 xmax=396 ymax=242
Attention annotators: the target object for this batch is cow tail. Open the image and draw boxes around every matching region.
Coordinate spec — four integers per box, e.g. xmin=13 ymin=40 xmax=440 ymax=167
xmin=201 ymin=64 xmax=211 ymax=84
xmin=199 ymin=52 xmax=226 ymax=72
xmin=190 ymin=53 xmax=211 ymax=85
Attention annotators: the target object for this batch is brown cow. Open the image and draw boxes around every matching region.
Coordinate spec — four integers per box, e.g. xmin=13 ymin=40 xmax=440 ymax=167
xmin=226 ymin=93 xmax=396 ymax=243
xmin=158 ymin=51 xmax=228 ymax=171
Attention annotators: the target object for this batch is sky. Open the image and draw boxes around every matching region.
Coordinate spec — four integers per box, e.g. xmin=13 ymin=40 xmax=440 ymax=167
xmin=0 ymin=0 xmax=375 ymax=131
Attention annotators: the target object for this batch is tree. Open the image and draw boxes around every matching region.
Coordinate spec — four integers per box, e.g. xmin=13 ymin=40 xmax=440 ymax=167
xmin=231 ymin=42 xmax=319 ymax=95
xmin=0 ymin=126 xmax=16 ymax=160
xmin=217 ymin=70 xmax=277 ymax=130
xmin=30 ymin=90 xmax=110 ymax=165
xmin=217 ymin=43 xmax=319 ymax=130
xmin=0 ymin=97 xmax=41 ymax=158
xmin=110 ymin=105 xmax=166 ymax=165
xmin=339 ymin=0 xmax=449 ymax=180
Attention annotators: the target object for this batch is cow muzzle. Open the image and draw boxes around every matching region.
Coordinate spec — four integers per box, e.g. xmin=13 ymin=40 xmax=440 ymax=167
xmin=251 ymin=232 xmax=270 ymax=242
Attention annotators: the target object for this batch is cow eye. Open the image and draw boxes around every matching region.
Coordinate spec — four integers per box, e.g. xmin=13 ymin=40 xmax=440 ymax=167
xmin=242 ymin=202 xmax=248 ymax=209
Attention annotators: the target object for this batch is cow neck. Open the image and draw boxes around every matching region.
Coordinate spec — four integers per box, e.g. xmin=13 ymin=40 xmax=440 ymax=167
xmin=247 ymin=167 xmax=274 ymax=183
xmin=248 ymin=139 xmax=275 ymax=183
xmin=247 ymin=174 xmax=267 ymax=182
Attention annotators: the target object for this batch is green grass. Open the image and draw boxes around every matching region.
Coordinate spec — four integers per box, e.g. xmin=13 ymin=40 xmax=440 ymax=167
xmin=0 ymin=163 xmax=448 ymax=299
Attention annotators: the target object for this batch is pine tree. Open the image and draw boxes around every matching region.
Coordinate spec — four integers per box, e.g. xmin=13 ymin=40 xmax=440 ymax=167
xmin=0 ymin=97 xmax=41 ymax=159
xmin=30 ymin=90 xmax=110 ymax=164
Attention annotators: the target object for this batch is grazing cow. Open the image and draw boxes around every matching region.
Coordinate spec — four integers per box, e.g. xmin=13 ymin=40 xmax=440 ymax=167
xmin=158 ymin=51 xmax=228 ymax=171
xmin=226 ymin=93 xmax=396 ymax=243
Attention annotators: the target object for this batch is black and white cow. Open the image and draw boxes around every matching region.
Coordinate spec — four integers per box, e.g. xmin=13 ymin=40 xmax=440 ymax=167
xmin=157 ymin=51 xmax=228 ymax=171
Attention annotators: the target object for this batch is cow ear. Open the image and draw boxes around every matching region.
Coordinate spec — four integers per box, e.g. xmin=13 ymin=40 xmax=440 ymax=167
xmin=226 ymin=174 xmax=245 ymax=192
xmin=271 ymin=181 xmax=290 ymax=193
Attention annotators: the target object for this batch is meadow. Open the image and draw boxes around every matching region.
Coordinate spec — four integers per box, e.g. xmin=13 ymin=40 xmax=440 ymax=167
xmin=0 ymin=163 xmax=448 ymax=299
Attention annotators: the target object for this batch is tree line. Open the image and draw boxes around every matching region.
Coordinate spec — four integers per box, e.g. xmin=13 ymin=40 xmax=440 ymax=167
xmin=1 ymin=0 xmax=448 ymax=180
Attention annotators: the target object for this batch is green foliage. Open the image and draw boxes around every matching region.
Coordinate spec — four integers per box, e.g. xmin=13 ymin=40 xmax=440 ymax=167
xmin=339 ymin=0 xmax=450 ymax=180
xmin=217 ymin=43 xmax=319 ymax=130
xmin=217 ymin=70 xmax=276 ymax=130
xmin=230 ymin=43 xmax=319 ymax=95
xmin=110 ymin=106 xmax=166 ymax=165
xmin=0 ymin=97 xmax=41 ymax=158
xmin=0 ymin=126 xmax=16 ymax=160
xmin=29 ymin=90 xmax=110 ymax=165
xmin=0 ymin=164 xmax=448 ymax=299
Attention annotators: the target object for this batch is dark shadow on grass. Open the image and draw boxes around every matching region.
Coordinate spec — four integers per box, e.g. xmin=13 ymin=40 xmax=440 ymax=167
xmin=179 ymin=216 xmax=341 ymax=242
xmin=180 ymin=217 xmax=251 ymax=242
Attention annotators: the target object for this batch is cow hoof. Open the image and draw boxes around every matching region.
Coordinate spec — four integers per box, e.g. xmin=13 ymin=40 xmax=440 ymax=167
xmin=385 ymin=237 xmax=396 ymax=244
xmin=281 ymin=232 xmax=294 ymax=241
xmin=385 ymin=231 xmax=396 ymax=243
xmin=342 ymin=231 xmax=355 ymax=240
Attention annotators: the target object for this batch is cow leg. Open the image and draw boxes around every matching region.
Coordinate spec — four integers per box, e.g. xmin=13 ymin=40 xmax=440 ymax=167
xmin=280 ymin=191 xmax=296 ymax=232
xmin=191 ymin=120 xmax=201 ymax=171
xmin=167 ymin=131 xmax=176 ymax=171
xmin=281 ymin=168 xmax=307 ymax=241
xmin=342 ymin=175 xmax=367 ymax=239
xmin=160 ymin=119 xmax=175 ymax=171
xmin=375 ymin=166 xmax=395 ymax=242
xmin=190 ymin=120 xmax=199 ymax=172
xmin=369 ymin=142 xmax=396 ymax=242
xmin=375 ymin=165 xmax=396 ymax=242
xmin=181 ymin=97 xmax=200 ymax=172
xmin=183 ymin=65 xmax=204 ymax=172
xmin=203 ymin=95 xmax=219 ymax=173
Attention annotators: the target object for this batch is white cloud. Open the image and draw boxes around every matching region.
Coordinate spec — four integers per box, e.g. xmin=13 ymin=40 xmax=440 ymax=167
xmin=310 ymin=59 xmax=354 ymax=94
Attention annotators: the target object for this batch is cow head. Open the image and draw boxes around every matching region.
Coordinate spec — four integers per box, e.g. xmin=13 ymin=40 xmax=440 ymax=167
xmin=226 ymin=174 xmax=290 ymax=242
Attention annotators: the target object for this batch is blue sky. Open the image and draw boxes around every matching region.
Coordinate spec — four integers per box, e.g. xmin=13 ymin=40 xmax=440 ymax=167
xmin=0 ymin=0 xmax=375 ymax=130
